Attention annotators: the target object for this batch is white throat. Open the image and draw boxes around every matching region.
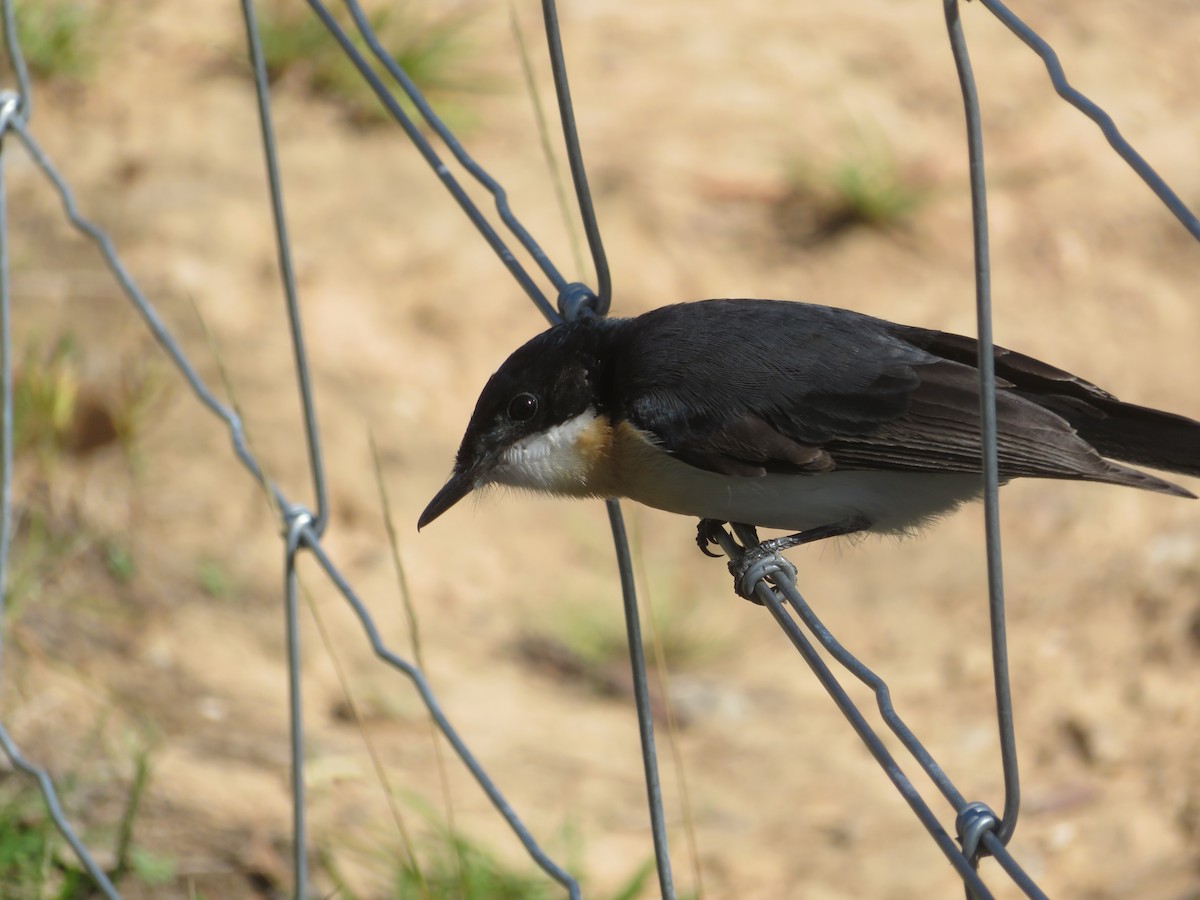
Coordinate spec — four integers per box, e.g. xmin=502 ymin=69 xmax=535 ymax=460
xmin=489 ymin=408 xmax=607 ymax=497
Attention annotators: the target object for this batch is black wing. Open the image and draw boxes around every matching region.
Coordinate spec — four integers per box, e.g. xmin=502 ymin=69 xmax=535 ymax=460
xmin=605 ymin=299 xmax=1192 ymax=494
xmin=896 ymin=323 xmax=1200 ymax=478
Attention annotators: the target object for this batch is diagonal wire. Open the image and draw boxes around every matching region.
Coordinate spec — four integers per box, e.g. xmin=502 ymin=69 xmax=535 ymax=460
xmin=0 ymin=88 xmax=118 ymax=896
xmin=710 ymin=527 xmax=994 ymax=897
xmin=718 ymin=527 xmax=1049 ymax=899
xmin=6 ymin=116 xmax=277 ymax=505
xmin=761 ymin=569 xmax=1046 ymax=899
xmin=302 ymin=0 xmax=560 ymax=324
xmin=304 ymin=534 xmax=582 ymax=898
xmin=3 ymin=2 xmax=1193 ymax=897
xmin=944 ymin=0 xmax=1020 ymax=848
xmin=8 ymin=122 xmax=579 ymax=900
xmin=337 ymin=0 xmax=569 ymax=308
xmin=975 ymin=0 xmax=1200 ymax=241
xmin=0 ymin=724 xmax=119 ymax=899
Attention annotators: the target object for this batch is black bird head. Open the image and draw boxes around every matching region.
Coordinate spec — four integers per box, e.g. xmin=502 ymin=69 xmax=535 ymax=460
xmin=418 ymin=319 xmax=613 ymax=529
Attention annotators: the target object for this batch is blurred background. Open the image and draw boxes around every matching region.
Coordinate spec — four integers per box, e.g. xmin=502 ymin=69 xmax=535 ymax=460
xmin=2 ymin=1 xmax=1199 ymax=897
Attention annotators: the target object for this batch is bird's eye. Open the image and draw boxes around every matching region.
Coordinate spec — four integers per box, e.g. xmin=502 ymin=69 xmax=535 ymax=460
xmin=507 ymin=392 xmax=539 ymax=422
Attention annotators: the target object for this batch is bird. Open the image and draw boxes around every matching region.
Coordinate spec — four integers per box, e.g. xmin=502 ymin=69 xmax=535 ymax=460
xmin=418 ymin=299 xmax=1199 ymax=587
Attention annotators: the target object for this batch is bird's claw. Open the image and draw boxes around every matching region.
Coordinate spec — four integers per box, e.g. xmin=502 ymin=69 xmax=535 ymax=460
xmin=695 ymin=518 xmax=727 ymax=558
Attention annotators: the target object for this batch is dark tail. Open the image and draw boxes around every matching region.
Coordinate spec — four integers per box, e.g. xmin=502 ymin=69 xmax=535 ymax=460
xmin=1032 ymin=394 xmax=1200 ymax=480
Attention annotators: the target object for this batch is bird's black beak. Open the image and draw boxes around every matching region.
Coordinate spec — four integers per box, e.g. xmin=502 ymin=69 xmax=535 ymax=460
xmin=418 ymin=469 xmax=475 ymax=530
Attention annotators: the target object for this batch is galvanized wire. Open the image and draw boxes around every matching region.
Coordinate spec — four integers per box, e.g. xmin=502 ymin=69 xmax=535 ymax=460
xmin=606 ymin=500 xmax=674 ymax=900
xmin=241 ymin=0 xmax=330 ymax=538
xmin=0 ymin=724 xmax=119 ymax=899
xmin=944 ymin=0 xmax=1020 ymax=854
xmin=304 ymin=0 xmax=562 ymax=322
xmin=976 ymin=0 xmax=1200 ymax=242
xmin=0 ymin=0 xmax=28 ymax=121
xmin=0 ymin=1 xmax=584 ymax=895
xmin=323 ymin=0 xmax=671 ymax=886
xmin=539 ymin=0 xmax=611 ymax=316
xmin=0 ymin=91 xmax=16 ymax=688
xmin=0 ymin=10 xmax=115 ymax=891
xmin=0 ymin=2 xmax=1196 ymax=898
xmin=713 ymin=4 xmax=1197 ymax=898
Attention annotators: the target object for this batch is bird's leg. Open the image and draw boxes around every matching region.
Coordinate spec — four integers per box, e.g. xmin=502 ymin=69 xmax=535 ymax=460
xmin=754 ymin=517 xmax=870 ymax=556
xmin=723 ymin=517 xmax=871 ymax=603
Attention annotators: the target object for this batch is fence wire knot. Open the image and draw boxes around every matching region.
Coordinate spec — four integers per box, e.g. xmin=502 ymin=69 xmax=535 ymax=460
xmin=557 ymin=281 xmax=601 ymax=321
xmin=957 ymin=801 xmax=1000 ymax=863
xmin=736 ymin=551 xmax=799 ymax=602
xmin=0 ymin=91 xmax=21 ymax=135
xmin=282 ymin=503 xmax=315 ymax=552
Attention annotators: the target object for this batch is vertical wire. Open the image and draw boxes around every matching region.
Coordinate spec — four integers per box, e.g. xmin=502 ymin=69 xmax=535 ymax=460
xmin=540 ymin=0 xmax=611 ymax=313
xmin=535 ymin=1 xmax=667 ymax=890
xmin=239 ymin=0 xmax=329 ymax=536
xmin=607 ymin=501 xmax=675 ymax=898
xmin=509 ymin=5 xmax=588 ymax=282
xmin=0 ymin=94 xmax=15 ymax=686
xmin=944 ymin=0 xmax=1020 ymax=846
xmin=0 ymin=0 xmax=30 ymax=121
xmin=284 ymin=514 xmax=311 ymax=898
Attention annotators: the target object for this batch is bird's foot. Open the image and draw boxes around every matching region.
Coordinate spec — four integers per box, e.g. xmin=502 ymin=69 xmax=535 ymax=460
xmin=705 ymin=518 xmax=872 ymax=602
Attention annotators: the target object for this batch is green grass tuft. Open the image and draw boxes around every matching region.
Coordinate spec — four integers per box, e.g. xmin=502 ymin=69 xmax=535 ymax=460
xmin=529 ymin=594 xmax=728 ymax=674
xmin=12 ymin=334 xmax=168 ymax=468
xmin=775 ymin=142 xmax=926 ymax=245
xmin=393 ymin=832 xmax=557 ymax=899
xmin=254 ymin=1 xmax=490 ymax=127
xmin=13 ymin=0 xmax=103 ymax=81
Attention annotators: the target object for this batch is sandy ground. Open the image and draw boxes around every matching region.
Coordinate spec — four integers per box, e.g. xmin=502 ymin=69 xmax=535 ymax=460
xmin=3 ymin=1 xmax=1199 ymax=898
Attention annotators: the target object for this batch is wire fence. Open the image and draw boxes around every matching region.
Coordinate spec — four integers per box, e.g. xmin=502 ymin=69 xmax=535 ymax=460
xmin=0 ymin=1 xmax=1197 ymax=898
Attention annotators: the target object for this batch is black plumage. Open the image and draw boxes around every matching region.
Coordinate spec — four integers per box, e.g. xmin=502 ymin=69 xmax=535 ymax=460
xmin=595 ymin=299 xmax=1198 ymax=495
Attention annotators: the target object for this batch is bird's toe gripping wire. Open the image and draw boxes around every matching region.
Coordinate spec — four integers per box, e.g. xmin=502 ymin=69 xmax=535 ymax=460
xmin=697 ymin=521 xmax=794 ymax=603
